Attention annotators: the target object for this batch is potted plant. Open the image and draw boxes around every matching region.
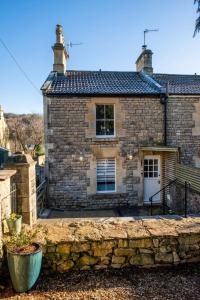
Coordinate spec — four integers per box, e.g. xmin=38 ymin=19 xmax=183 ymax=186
xmin=6 ymin=213 xmax=22 ymax=235
xmin=5 ymin=224 xmax=47 ymax=293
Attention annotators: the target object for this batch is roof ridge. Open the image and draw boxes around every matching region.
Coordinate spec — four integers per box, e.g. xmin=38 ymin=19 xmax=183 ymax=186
xmin=154 ymin=73 xmax=200 ymax=77
xmin=65 ymin=70 xmax=138 ymax=74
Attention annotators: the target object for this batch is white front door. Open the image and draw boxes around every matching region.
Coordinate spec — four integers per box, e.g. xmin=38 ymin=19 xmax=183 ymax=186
xmin=144 ymin=155 xmax=161 ymax=203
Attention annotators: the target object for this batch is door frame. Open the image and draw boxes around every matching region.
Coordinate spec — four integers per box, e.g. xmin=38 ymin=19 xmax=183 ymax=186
xmin=143 ymin=155 xmax=161 ymax=204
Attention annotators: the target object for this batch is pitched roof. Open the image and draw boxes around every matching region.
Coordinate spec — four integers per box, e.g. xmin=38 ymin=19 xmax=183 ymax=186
xmin=152 ymin=73 xmax=200 ymax=95
xmin=41 ymin=70 xmax=200 ymax=96
xmin=42 ymin=71 xmax=161 ymax=96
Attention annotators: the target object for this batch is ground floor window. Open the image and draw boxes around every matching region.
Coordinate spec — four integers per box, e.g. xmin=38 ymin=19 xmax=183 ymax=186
xmin=96 ymin=158 xmax=116 ymax=192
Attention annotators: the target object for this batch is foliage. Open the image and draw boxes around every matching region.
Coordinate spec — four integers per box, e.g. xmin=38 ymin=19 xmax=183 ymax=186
xmin=7 ymin=213 xmax=20 ymax=220
xmin=35 ymin=144 xmax=45 ymax=156
xmin=5 ymin=224 xmax=48 ymax=253
xmin=194 ymin=0 xmax=200 ymax=36
xmin=5 ymin=113 xmax=44 ymax=157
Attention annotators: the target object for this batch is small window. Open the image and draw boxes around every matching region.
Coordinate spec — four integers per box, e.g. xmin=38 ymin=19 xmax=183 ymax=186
xmin=97 ymin=158 xmax=116 ymax=192
xmin=96 ymin=104 xmax=114 ymax=137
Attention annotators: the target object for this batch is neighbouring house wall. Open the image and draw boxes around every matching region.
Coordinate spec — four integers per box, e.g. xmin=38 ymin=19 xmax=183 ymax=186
xmin=0 ymin=170 xmax=16 ymax=271
xmin=0 ymin=106 xmax=10 ymax=149
xmin=167 ymin=96 xmax=200 ymax=166
xmin=44 ymin=96 xmax=164 ymax=209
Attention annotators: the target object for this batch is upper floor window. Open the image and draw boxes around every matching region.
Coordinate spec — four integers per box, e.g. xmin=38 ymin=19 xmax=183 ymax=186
xmin=96 ymin=104 xmax=115 ymax=137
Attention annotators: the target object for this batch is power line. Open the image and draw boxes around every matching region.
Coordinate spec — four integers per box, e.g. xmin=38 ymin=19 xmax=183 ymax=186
xmin=0 ymin=37 xmax=41 ymax=95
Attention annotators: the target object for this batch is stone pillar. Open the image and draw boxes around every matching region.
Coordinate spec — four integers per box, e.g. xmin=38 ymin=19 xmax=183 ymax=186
xmin=5 ymin=154 xmax=37 ymax=227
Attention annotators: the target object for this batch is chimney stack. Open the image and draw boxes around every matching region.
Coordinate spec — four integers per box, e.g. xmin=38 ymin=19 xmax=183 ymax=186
xmin=52 ymin=24 xmax=69 ymax=73
xmin=135 ymin=45 xmax=153 ymax=75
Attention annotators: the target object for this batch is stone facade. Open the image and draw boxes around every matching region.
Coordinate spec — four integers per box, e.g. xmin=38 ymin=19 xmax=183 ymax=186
xmin=44 ymin=93 xmax=200 ymax=209
xmin=44 ymin=96 xmax=165 ymax=209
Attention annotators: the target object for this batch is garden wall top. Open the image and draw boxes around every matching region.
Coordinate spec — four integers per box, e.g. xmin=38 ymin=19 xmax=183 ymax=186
xmin=38 ymin=216 xmax=200 ymax=244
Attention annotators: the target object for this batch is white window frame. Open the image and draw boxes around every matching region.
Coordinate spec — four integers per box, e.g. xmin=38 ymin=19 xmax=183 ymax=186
xmin=96 ymin=158 xmax=116 ymax=193
xmin=95 ymin=104 xmax=115 ymax=138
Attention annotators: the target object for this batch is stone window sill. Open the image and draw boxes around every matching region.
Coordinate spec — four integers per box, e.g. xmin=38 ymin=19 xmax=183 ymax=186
xmin=92 ymin=137 xmax=119 ymax=143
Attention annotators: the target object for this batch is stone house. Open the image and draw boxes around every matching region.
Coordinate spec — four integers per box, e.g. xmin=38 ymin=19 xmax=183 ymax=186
xmin=41 ymin=25 xmax=200 ymax=210
xmin=0 ymin=105 xmax=9 ymax=150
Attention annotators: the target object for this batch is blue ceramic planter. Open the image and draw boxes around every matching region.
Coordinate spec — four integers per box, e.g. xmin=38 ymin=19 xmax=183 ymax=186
xmin=7 ymin=243 xmax=42 ymax=293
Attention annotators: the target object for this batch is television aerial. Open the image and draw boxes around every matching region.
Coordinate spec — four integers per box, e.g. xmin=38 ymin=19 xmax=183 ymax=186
xmin=66 ymin=41 xmax=83 ymax=49
xmin=143 ymin=29 xmax=159 ymax=47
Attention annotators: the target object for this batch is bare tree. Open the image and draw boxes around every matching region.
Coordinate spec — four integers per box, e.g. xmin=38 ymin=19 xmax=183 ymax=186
xmin=6 ymin=114 xmax=44 ymax=157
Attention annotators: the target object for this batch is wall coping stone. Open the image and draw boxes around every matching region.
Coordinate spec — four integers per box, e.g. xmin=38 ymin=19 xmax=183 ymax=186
xmin=0 ymin=170 xmax=16 ymax=181
xmin=38 ymin=216 xmax=200 ymax=244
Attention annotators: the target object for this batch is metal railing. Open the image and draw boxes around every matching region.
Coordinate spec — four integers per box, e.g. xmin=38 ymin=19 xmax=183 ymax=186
xmin=36 ymin=179 xmax=47 ymax=215
xmin=1 ymin=183 xmax=17 ymax=214
xmin=149 ymin=179 xmax=192 ymax=217
xmin=149 ymin=179 xmax=177 ymax=216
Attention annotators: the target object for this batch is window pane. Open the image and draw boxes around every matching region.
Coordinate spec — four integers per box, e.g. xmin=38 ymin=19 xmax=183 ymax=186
xmin=149 ymin=166 xmax=153 ymax=171
xmin=97 ymin=159 xmax=115 ymax=192
xmin=105 ymin=105 xmax=114 ymax=119
xmin=96 ymin=105 xmax=104 ymax=119
xmin=144 ymin=166 xmax=148 ymax=171
xmin=154 ymin=172 xmax=158 ymax=177
xmin=97 ymin=182 xmax=106 ymax=191
xmin=144 ymin=160 xmax=148 ymax=166
xmin=149 ymin=160 xmax=153 ymax=165
xmin=96 ymin=121 xmax=105 ymax=136
xmin=106 ymin=182 xmax=115 ymax=191
xmin=154 ymin=166 xmax=158 ymax=171
xmin=149 ymin=172 xmax=153 ymax=177
xmin=105 ymin=121 xmax=114 ymax=135
xmin=144 ymin=172 xmax=148 ymax=178
xmin=154 ymin=159 xmax=158 ymax=165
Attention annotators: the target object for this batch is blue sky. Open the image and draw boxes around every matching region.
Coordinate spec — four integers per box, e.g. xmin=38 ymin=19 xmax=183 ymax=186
xmin=0 ymin=0 xmax=199 ymax=113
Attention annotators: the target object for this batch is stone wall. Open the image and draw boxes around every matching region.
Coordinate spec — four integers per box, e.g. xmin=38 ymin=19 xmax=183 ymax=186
xmin=39 ymin=218 xmax=200 ymax=273
xmin=167 ymin=96 xmax=200 ymax=166
xmin=44 ymin=96 xmax=164 ymax=209
xmin=169 ymin=182 xmax=200 ymax=214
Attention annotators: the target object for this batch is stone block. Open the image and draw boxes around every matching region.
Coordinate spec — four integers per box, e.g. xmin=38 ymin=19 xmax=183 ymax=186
xmin=71 ymin=243 xmax=90 ymax=252
xmin=56 ymin=243 xmax=71 ymax=254
xmin=114 ymin=248 xmax=136 ymax=257
xmin=57 ymin=260 xmax=74 ymax=272
xmin=111 ymin=264 xmax=122 ymax=269
xmin=130 ymin=254 xmax=154 ymax=266
xmin=112 ymin=256 xmax=126 ymax=264
xmin=118 ymin=239 xmax=128 ymax=248
xmin=94 ymin=265 xmax=107 ymax=270
xmin=129 ymin=239 xmax=153 ymax=249
xmin=155 ymin=253 xmax=173 ymax=264
xmin=78 ymin=255 xmax=98 ymax=266
xmin=92 ymin=241 xmax=114 ymax=257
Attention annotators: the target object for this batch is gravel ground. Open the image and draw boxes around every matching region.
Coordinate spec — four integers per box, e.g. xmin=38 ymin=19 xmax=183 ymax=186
xmin=0 ymin=263 xmax=200 ymax=300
